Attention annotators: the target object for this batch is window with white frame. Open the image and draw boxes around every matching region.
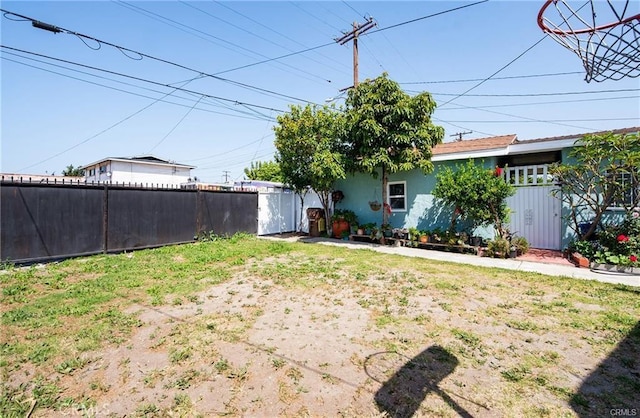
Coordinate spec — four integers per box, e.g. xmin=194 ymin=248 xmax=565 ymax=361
xmin=88 ymin=168 xmax=96 ymax=176
xmin=388 ymin=181 xmax=406 ymax=211
xmin=609 ymin=171 xmax=639 ymax=209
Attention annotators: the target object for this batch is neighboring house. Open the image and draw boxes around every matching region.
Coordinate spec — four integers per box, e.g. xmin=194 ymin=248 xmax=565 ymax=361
xmin=332 ymin=127 xmax=639 ymax=250
xmin=81 ymin=156 xmax=195 ymax=186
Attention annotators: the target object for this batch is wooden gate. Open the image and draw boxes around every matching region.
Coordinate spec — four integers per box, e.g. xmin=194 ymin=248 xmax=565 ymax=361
xmin=505 ymin=165 xmax=561 ymax=250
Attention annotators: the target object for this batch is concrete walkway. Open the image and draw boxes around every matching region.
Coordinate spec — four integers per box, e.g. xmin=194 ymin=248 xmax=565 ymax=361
xmin=263 ymin=236 xmax=640 ymax=288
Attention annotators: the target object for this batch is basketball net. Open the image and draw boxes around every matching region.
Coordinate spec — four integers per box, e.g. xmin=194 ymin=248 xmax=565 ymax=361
xmin=538 ymin=0 xmax=640 ymax=82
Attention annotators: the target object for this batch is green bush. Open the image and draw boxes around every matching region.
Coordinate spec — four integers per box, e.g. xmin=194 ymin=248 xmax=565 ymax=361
xmin=512 ymin=236 xmax=530 ymax=255
xmin=486 ymin=237 xmax=510 ymax=258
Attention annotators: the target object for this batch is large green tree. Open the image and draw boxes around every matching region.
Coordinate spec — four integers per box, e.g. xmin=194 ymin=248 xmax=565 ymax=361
xmin=243 ymin=160 xmax=283 ymax=182
xmin=433 ymin=160 xmax=515 ymax=237
xmin=274 ymin=104 xmax=346 ymax=231
xmin=344 ymin=73 xmax=444 ymax=225
xmin=549 ymin=131 xmax=640 ymax=240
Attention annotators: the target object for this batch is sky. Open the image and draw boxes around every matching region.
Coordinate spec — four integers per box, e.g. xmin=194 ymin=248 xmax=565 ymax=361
xmin=1 ymin=0 xmax=639 ymax=183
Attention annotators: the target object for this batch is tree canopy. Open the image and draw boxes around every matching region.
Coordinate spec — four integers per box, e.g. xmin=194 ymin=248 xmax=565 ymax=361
xmin=274 ymin=104 xmax=346 ymax=229
xmin=62 ymin=164 xmax=84 ymax=177
xmin=243 ymin=160 xmax=283 ymax=182
xmin=549 ymin=131 xmax=640 ymax=240
xmin=433 ymin=160 xmax=515 ymax=237
xmin=344 ymin=73 xmax=444 ymax=223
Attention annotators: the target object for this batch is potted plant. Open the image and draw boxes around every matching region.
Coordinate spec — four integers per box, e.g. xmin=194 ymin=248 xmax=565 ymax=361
xmin=486 ymin=237 xmax=510 ymax=258
xmin=511 ymin=236 xmax=530 ymax=256
xmin=331 ymin=209 xmax=357 ymax=239
xmin=419 ymin=230 xmax=429 ymax=243
xmin=381 ymin=223 xmax=393 ymax=238
xmin=369 ymin=200 xmax=382 ymax=211
xmin=431 ymin=227 xmax=443 ymax=243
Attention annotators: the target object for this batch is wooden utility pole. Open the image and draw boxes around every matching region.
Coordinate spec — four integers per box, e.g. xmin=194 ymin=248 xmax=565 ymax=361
xmin=450 ymin=131 xmax=472 ymax=142
xmin=335 ymin=17 xmax=376 ymax=88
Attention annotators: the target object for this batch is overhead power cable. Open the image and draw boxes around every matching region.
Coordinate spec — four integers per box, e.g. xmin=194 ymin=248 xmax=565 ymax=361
xmin=211 ymin=1 xmax=490 ymax=75
xmin=0 ymin=45 xmax=285 ymax=113
xmin=114 ymin=1 xmax=331 ymax=84
xmin=428 ymin=88 xmax=640 ymax=97
xmin=0 ymin=8 xmax=316 ymax=104
xmin=211 ymin=1 xmax=350 ymax=72
xmin=147 ymin=95 xmax=205 ymax=153
xmin=434 ymin=0 xmax=594 ymax=107
xmin=368 ymin=0 xmax=489 ymax=35
xmin=437 ymin=100 xmax=593 ymax=131
xmin=2 ymin=54 xmax=272 ymax=122
xmin=400 ymin=71 xmax=585 ymax=84
xmin=437 ymin=95 xmax=639 ymax=111
xmin=18 ymin=76 xmax=203 ymax=172
xmin=443 ymin=118 xmax=639 ymax=123
xmin=180 ymin=1 xmax=348 ymax=75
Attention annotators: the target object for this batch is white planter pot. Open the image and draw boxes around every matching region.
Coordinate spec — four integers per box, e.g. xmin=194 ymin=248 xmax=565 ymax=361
xmin=590 ymin=263 xmax=640 ymax=276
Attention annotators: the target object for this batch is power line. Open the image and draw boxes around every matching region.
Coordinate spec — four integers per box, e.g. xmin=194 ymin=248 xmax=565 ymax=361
xmin=18 ymin=76 xmax=203 ymax=171
xmin=428 ymin=88 xmax=640 ymax=97
xmin=1 ymin=45 xmax=285 ymax=113
xmin=2 ymin=52 xmax=275 ymax=121
xmin=148 ymin=95 xmax=205 ymax=153
xmin=211 ymin=1 xmax=490 ymax=76
xmin=437 ymin=95 xmax=639 ymax=111
xmin=211 ymin=1 xmax=350 ymax=73
xmin=369 ymin=0 xmax=489 ymax=35
xmin=442 ymin=118 xmax=639 ymax=123
xmin=341 ymin=1 xmax=364 ymax=18
xmin=433 ymin=117 xmax=495 ymax=138
xmin=437 ymin=36 xmax=547 ymax=108
xmin=0 ymin=8 xmax=317 ymax=104
xmin=180 ymin=1 xmax=348 ymax=76
xmin=114 ymin=1 xmax=331 ymax=85
xmin=400 ymin=71 xmax=585 ymax=84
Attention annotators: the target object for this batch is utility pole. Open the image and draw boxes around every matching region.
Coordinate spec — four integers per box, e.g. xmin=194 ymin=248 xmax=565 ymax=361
xmin=222 ymin=170 xmax=231 ymax=183
xmin=335 ymin=17 xmax=376 ymax=88
xmin=450 ymin=131 xmax=472 ymax=142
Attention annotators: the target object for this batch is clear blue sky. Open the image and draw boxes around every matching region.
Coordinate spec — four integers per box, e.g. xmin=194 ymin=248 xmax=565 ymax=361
xmin=2 ymin=1 xmax=639 ymax=183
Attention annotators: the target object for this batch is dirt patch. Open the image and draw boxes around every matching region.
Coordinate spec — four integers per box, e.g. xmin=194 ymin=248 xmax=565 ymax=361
xmin=5 ymin=242 xmax=637 ymax=417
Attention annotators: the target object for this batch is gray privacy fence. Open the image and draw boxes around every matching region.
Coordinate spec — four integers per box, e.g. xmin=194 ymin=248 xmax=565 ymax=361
xmin=1 ymin=181 xmax=258 ymax=264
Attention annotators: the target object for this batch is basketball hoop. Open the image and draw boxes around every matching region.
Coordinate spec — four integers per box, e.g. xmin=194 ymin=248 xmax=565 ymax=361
xmin=537 ymin=0 xmax=640 ymax=82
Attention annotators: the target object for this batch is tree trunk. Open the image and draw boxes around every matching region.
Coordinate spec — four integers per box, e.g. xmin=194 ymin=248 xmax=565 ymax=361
xmin=296 ymin=188 xmax=309 ymax=233
xmin=382 ymin=166 xmax=388 ymax=225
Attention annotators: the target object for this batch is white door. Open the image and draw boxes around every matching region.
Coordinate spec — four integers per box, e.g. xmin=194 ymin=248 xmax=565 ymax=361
xmin=258 ymin=191 xmax=296 ymax=235
xmin=506 ymin=185 xmax=561 ymax=250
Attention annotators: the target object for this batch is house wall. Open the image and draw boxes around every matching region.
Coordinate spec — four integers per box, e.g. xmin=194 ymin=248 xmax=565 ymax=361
xmin=84 ymin=161 xmax=191 ymax=185
xmin=333 ymin=158 xmax=497 ymax=236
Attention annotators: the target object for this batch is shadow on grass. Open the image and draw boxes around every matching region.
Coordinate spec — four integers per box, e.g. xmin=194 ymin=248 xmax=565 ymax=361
xmin=571 ymin=320 xmax=640 ymax=417
xmin=367 ymin=346 xmax=473 ymax=418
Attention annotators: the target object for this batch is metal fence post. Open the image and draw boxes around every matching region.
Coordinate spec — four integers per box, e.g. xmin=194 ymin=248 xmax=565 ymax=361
xmin=103 ymin=183 xmax=109 ymax=254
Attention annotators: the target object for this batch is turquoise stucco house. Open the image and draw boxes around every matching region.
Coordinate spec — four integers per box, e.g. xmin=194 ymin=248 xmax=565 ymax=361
xmin=332 ymin=127 xmax=639 ymax=250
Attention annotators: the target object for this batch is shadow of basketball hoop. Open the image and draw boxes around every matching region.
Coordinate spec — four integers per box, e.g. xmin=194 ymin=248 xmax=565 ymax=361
xmin=366 ymin=345 xmax=473 ymax=418
xmin=570 ymin=320 xmax=640 ymax=417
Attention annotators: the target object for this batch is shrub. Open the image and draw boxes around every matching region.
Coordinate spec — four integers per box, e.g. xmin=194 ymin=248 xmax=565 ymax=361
xmin=511 ymin=236 xmax=530 ymax=255
xmin=486 ymin=237 xmax=510 ymax=258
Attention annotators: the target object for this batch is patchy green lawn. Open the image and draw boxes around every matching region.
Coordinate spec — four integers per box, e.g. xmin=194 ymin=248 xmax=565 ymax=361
xmin=1 ymin=235 xmax=638 ymax=417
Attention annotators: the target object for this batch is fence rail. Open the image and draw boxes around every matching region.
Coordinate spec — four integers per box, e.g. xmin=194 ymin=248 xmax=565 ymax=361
xmin=1 ymin=181 xmax=258 ymax=264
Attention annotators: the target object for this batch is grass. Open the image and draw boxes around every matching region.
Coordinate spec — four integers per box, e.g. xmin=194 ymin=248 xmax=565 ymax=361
xmin=1 ymin=234 xmax=639 ymax=416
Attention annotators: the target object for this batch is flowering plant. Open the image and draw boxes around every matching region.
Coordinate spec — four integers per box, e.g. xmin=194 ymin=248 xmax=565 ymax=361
xmin=591 ymin=208 xmax=639 ymax=266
